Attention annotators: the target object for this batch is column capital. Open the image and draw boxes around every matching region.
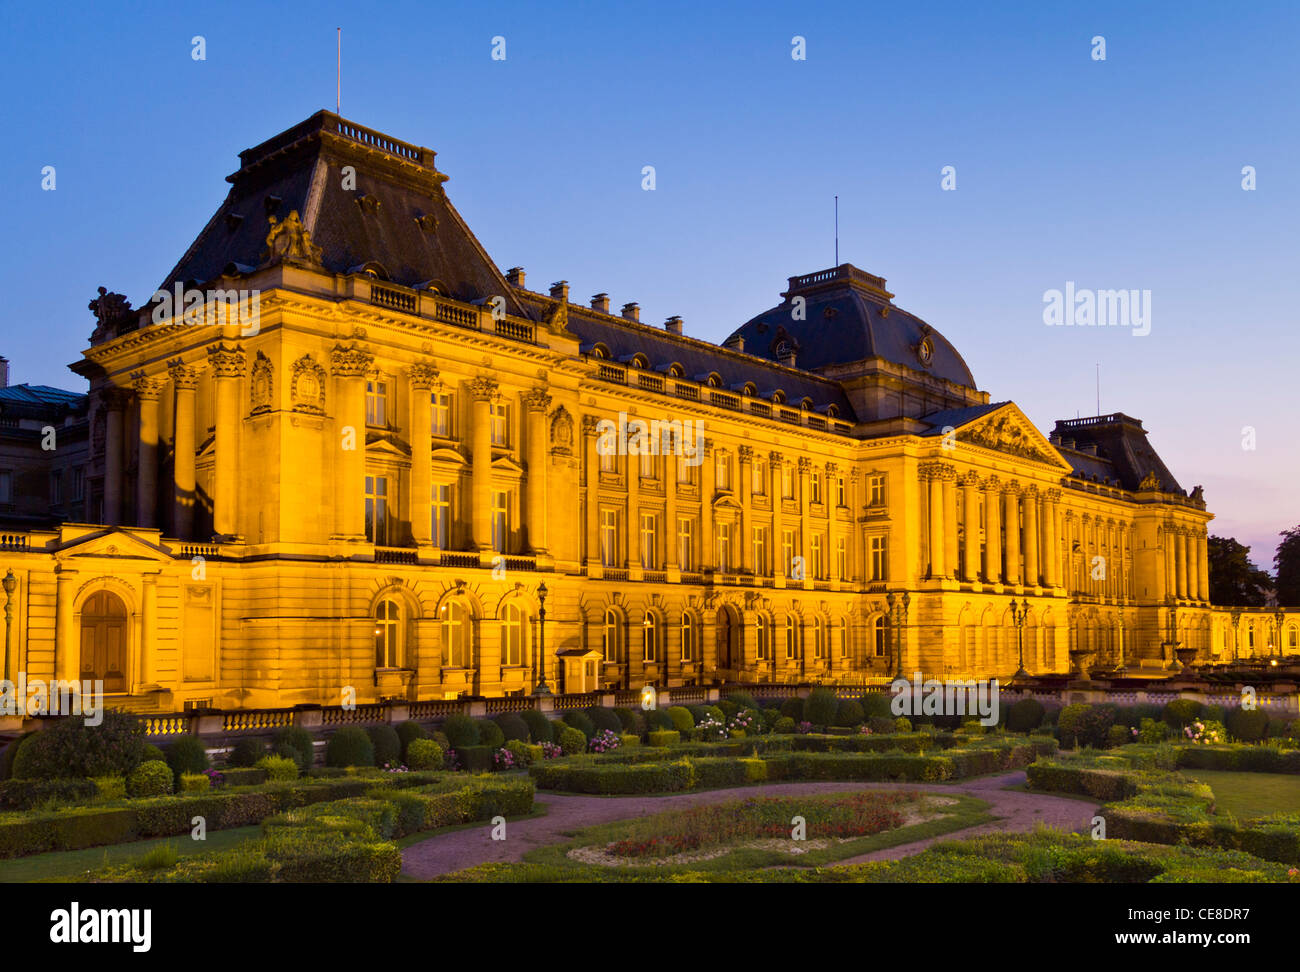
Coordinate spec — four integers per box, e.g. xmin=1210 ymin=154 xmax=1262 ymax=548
xmin=1022 ymin=484 xmax=1040 ymax=500
xmin=581 ymin=414 xmax=602 ymax=436
xmin=918 ymin=460 xmax=956 ymax=481
xmin=206 ymin=343 xmax=247 ymax=379
xmin=738 ymin=445 xmax=754 ymax=463
xmin=468 ymin=376 xmax=500 ymax=402
xmin=1046 ymin=487 xmax=1062 ymax=503
xmin=797 ymin=456 xmax=812 ymax=474
xmin=522 ymin=387 xmax=552 ymax=412
xmin=958 ymin=471 xmax=981 ymax=488
xmin=130 ymin=372 xmax=167 ymax=401
xmin=407 ymin=362 xmax=441 ymax=389
xmin=849 ymin=467 xmax=860 ymax=484
xmin=768 ymin=450 xmax=783 ymax=465
xmin=982 ymin=474 xmax=1001 ymax=491
xmin=1001 ymin=480 xmax=1023 ymax=495
xmin=167 ymin=360 xmax=202 ymax=390
xmin=330 ymin=343 xmax=374 ymax=377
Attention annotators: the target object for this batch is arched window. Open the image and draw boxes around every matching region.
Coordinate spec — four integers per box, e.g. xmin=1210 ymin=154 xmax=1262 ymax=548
xmin=784 ymin=615 xmax=798 ymax=659
xmin=441 ymin=601 xmax=472 ymax=668
xmin=813 ymin=617 xmax=827 ymax=659
xmin=502 ymin=603 xmax=528 ymax=667
xmin=603 ymin=608 xmax=625 ymax=664
xmin=642 ymin=612 xmax=660 ymax=663
xmin=873 ymin=616 xmax=887 ymax=658
xmin=680 ymin=612 xmax=696 ymax=663
xmin=374 ymin=598 xmax=402 ymax=668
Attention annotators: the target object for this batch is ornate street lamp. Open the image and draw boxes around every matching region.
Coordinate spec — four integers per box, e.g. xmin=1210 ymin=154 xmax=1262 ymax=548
xmin=2 ymin=570 xmax=15 ymax=685
xmin=1114 ymin=603 xmax=1127 ymax=675
xmin=885 ymin=591 xmax=909 ymax=677
xmin=532 ymin=582 xmax=552 ymax=696
xmin=1010 ymin=597 xmax=1029 ymax=681
xmin=1274 ymin=607 xmax=1286 ymax=663
xmin=1230 ymin=607 xmax=1242 ymax=663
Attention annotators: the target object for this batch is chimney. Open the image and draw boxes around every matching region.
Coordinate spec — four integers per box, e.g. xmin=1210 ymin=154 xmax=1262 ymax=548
xmin=664 ymin=315 xmax=683 ymax=335
xmin=549 ymin=280 xmax=569 ymax=302
xmin=621 ymin=302 xmax=640 ymax=323
xmin=724 ymin=334 xmax=745 ymax=352
xmin=591 ymin=293 xmax=610 ymax=314
xmin=505 ymin=267 xmax=525 ymax=288
xmin=0 ymin=356 xmax=8 ymax=388
xmin=777 ymin=347 xmax=797 ymax=367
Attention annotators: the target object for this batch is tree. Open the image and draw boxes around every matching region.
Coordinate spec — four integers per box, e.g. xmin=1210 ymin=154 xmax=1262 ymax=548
xmin=1275 ymin=525 xmax=1300 ymax=607
xmin=1207 ymin=536 xmax=1272 ymax=606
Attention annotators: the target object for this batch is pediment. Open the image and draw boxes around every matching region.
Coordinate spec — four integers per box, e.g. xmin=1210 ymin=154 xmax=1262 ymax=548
xmin=367 ymin=436 xmax=411 ymax=460
xmin=491 ymin=455 xmax=526 ymax=475
xmin=955 ymin=403 xmax=1068 ymax=469
xmin=713 ymin=492 xmax=744 ymax=511
xmin=431 ymin=446 xmax=468 ymax=466
xmin=56 ymin=527 xmax=173 ymax=563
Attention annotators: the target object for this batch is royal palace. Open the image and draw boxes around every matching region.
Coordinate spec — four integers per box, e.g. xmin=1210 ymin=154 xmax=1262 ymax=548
xmin=0 ymin=112 xmax=1295 ymax=714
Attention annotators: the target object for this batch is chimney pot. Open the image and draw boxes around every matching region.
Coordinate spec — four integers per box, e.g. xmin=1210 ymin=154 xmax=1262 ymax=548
xmin=664 ymin=316 xmax=683 ymax=335
xmin=778 ymin=349 xmax=797 ymax=367
xmin=724 ymin=334 xmax=745 ymax=352
xmin=621 ymin=302 xmax=640 ymax=323
xmin=549 ymin=280 xmax=569 ymax=301
xmin=0 ymin=356 xmax=8 ymax=389
xmin=591 ymin=293 xmax=610 ymax=314
xmin=505 ymin=267 xmax=525 ymax=288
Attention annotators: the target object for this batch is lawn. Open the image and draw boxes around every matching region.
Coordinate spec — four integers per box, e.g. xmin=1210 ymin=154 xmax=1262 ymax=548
xmin=3 ymin=826 xmax=262 ymax=883
xmin=1183 ymin=769 xmax=1300 ymax=820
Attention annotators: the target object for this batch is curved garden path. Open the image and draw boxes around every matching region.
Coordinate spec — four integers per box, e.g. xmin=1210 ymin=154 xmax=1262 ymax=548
xmin=400 ymin=771 xmax=1099 ymax=879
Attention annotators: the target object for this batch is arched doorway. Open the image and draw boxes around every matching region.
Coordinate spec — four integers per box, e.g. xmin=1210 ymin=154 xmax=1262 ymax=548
xmin=81 ymin=590 xmax=127 ymax=692
xmin=715 ymin=605 xmax=739 ymax=672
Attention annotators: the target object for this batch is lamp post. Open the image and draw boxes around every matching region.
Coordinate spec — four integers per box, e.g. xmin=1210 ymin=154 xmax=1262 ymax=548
xmin=2 ymin=570 xmax=15 ymax=685
xmin=532 ymin=582 xmax=552 ymax=696
xmin=885 ymin=591 xmax=909 ymax=677
xmin=1230 ymin=608 xmax=1242 ymax=663
xmin=1010 ymin=597 xmax=1029 ymax=681
xmin=1114 ymin=604 xmax=1127 ymax=675
xmin=1274 ymin=607 xmax=1286 ymax=663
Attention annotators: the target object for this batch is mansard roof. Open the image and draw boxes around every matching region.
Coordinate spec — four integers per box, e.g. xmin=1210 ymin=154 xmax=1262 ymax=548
xmin=1050 ymin=413 xmax=1186 ymax=495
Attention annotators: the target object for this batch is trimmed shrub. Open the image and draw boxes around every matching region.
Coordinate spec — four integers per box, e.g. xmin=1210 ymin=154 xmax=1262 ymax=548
xmin=11 ymin=711 xmax=146 ymax=780
xmin=92 ymin=775 xmax=127 ymax=800
xmin=835 ymin=699 xmax=865 ymax=727
xmin=367 ymin=726 xmax=402 ymax=767
xmin=127 ymin=760 xmax=174 ymax=798
xmin=861 ymin=693 xmax=893 ymax=720
xmin=612 ymin=707 xmax=639 ymax=733
xmin=395 ymin=720 xmax=428 ymax=758
xmin=225 ymin=736 xmax=267 ymax=768
xmin=179 ymin=772 xmax=211 ymax=794
xmin=761 ymin=708 xmax=781 ymax=729
xmin=644 ymin=708 xmax=675 ymax=732
xmin=406 ymin=739 xmax=444 ymax=771
xmin=561 ymin=711 xmax=596 ymax=741
xmin=476 ymin=720 xmax=505 ymax=750
xmin=1058 ymin=704 xmax=1115 ymax=749
xmin=557 ymin=726 xmax=587 ymax=755
xmin=165 ymin=736 xmax=210 ymax=787
xmin=0 ymin=777 xmax=97 ymax=810
xmin=256 ymin=755 xmax=299 ymax=782
xmin=779 ymin=697 xmax=805 ymax=720
xmin=1006 ymin=698 xmax=1046 ymax=733
xmin=0 ymin=733 xmax=31 ymax=782
xmin=493 ymin=712 xmax=531 ymax=743
xmin=141 ymin=743 xmax=166 ymax=764
xmin=1107 ymin=725 xmax=1133 ymax=748
xmin=773 ymin=717 xmax=797 ymax=734
xmin=1162 ymin=699 xmax=1203 ymax=730
xmin=459 ymin=746 xmax=494 ymax=772
xmin=894 ymin=717 xmax=914 ymax=733
xmin=726 ymin=691 xmax=759 ymax=711
xmin=666 ymin=706 xmax=695 ymax=733
xmin=805 ymin=687 xmax=838 ymax=727
xmin=646 ymin=730 xmax=681 ymax=747
xmin=520 ymin=709 xmax=553 ymax=744
xmin=441 ymin=714 xmax=480 ymax=749
xmin=326 ymin=727 xmax=375 ymax=768
xmin=718 ymin=700 xmax=739 ymax=720
xmin=1224 ymin=706 xmax=1269 ymax=743
xmin=503 ymin=738 xmax=533 ymax=768
xmin=867 ymin=716 xmax=897 ymax=735
xmin=587 ymin=707 xmax=623 ymax=736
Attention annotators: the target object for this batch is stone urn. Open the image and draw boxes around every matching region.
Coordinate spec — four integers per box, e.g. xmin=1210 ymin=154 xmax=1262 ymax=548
xmin=1069 ymin=649 xmax=1096 ymax=679
xmin=1174 ymin=646 xmax=1199 ymax=671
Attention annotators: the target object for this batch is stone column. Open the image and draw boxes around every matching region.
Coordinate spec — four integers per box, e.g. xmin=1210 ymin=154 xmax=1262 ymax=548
xmin=982 ymin=476 xmax=1001 ymax=583
xmin=522 ymin=388 xmax=551 ymax=555
xmin=583 ymin=416 xmax=601 ymax=571
xmin=701 ymin=443 xmax=715 ymax=569
xmin=331 ymin=344 xmax=374 ymax=539
xmin=924 ymin=463 xmax=946 ymax=579
xmin=468 ymin=377 xmax=498 ymax=552
xmin=665 ymin=437 xmax=680 ymax=572
xmin=139 ymin=572 xmax=157 ymax=689
xmin=942 ymin=473 xmax=958 ymax=579
xmin=101 ymin=387 xmax=129 ymax=526
xmin=1164 ymin=525 xmax=1177 ymax=597
xmin=1003 ymin=482 xmax=1022 ymax=586
xmin=408 ymin=365 xmax=439 ymax=546
xmin=1023 ymin=486 xmax=1040 ymax=587
xmin=1198 ymin=531 xmax=1210 ymax=602
xmin=55 ymin=566 xmax=77 ymax=683
xmin=207 ymin=344 xmax=245 ymax=538
xmin=169 ymin=362 xmax=200 ymax=540
xmin=960 ymin=472 xmax=980 ymax=582
xmin=1044 ymin=489 xmax=1061 ymax=588
xmin=797 ymin=456 xmax=812 ymax=582
xmin=848 ymin=468 xmax=861 ymax=582
xmin=1176 ymin=529 xmax=1189 ymax=599
xmin=739 ymin=447 xmax=754 ymax=573
xmin=1186 ymin=532 xmax=1199 ymax=603
xmin=132 ymin=375 xmax=166 ymax=529
xmin=771 ymin=451 xmax=785 ymax=580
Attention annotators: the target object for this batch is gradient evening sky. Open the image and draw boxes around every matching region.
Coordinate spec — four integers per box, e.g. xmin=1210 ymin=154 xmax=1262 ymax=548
xmin=1 ymin=0 xmax=1296 ymax=568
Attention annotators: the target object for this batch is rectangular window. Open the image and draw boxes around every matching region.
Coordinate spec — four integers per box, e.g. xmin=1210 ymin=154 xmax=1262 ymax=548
xmin=836 ymin=476 xmax=846 ymax=507
xmin=0 ymin=471 xmax=12 ymax=504
xmin=782 ymin=529 xmax=797 ymax=576
xmin=677 ymin=453 xmax=694 ymax=484
xmin=677 ymin=517 xmax=694 ymax=571
xmin=600 ymin=445 xmax=616 ymax=473
xmin=601 ymin=509 xmax=619 ymax=567
xmin=640 ymin=513 xmax=658 ymax=569
xmin=491 ymin=490 xmax=509 ymax=553
xmin=870 ymin=535 xmax=888 ymax=581
xmin=811 ymin=471 xmax=823 ymax=505
xmin=868 ymin=474 xmax=885 ymax=507
xmin=365 ymin=476 xmax=389 ymax=545
xmin=432 ymin=483 xmax=451 ymax=549
xmin=365 ymin=380 xmax=388 ymax=427
xmin=811 ymin=534 xmax=824 ymax=579
xmin=753 ymin=459 xmax=767 ymax=494
xmin=491 ymin=402 xmax=509 ymax=447
xmin=715 ymin=452 xmax=731 ymax=490
xmin=51 ymin=469 xmax=63 ymax=506
xmin=431 ymin=392 xmax=451 ymax=438
xmin=71 ymin=466 xmax=85 ymax=501
xmin=639 ymin=449 xmax=654 ymax=480
xmin=782 ymin=464 xmax=794 ymax=499
xmin=752 ymin=526 xmax=769 ymax=575
xmin=836 ymin=537 xmax=848 ymax=580
xmin=717 ymin=522 xmax=732 ymax=573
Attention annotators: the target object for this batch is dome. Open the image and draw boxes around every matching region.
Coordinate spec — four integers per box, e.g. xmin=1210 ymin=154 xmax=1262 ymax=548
xmin=724 ymin=264 xmax=977 ymax=390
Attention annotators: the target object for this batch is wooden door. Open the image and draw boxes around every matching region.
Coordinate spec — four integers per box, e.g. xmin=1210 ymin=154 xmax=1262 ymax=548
xmin=80 ymin=591 xmax=127 ymax=692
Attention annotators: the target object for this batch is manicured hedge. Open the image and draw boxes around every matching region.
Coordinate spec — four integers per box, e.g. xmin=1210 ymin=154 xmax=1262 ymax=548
xmin=0 ymin=778 xmax=98 ymax=811
xmin=646 ymin=730 xmax=680 ymax=747
xmin=530 ymin=758 xmax=696 ymax=794
xmin=520 ymin=709 xmax=553 ymax=744
xmin=1025 ymin=761 xmax=1139 ymax=801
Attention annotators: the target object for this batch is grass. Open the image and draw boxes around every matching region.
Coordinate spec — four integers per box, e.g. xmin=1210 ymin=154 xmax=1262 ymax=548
xmin=1183 ymin=769 xmax=1300 ymax=820
xmin=5 ymin=826 xmax=262 ymax=883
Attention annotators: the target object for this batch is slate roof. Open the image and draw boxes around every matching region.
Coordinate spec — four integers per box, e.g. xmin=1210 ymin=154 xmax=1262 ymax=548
xmin=1051 ymin=414 xmax=1186 ymax=494
xmin=723 ymin=265 xmax=977 ymax=388
xmin=915 ymin=402 xmax=1007 ymax=435
xmin=0 ymin=384 xmax=86 ymax=407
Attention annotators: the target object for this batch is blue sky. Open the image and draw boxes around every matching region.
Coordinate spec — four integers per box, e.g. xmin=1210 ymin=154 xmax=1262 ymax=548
xmin=2 ymin=0 xmax=1295 ymax=568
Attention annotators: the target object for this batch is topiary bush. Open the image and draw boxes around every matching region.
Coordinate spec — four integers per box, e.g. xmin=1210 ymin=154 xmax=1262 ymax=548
xmin=587 ymin=707 xmax=623 ymax=736
xmin=441 ymin=714 xmax=480 ymax=749
xmin=271 ymin=727 xmax=316 ymax=773
xmin=127 ymin=760 xmax=174 ymax=797
xmin=11 ymin=711 xmax=146 ymax=780
xmin=1162 ymin=699 xmax=1203 ymax=730
xmin=406 ymin=739 xmax=444 ymax=771
xmin=0 ymin=733 xmax=31 ymax=782
xmin=1225 ymin=706 xmax=1270 ymax=743
xmin=612 ymin=707 xmax=639 ymax=733
xmin=1058 ymin=704 xmax=1116 ymax=749
xmin=1106 ymin=725 xmax=1133 ymax=748
xmin=326 ymin=727 xmax=375 ymax=768
xmin=557 ymin=726 xmax=586 ymax=755
xmin=779 ymin=697 xmax=806 ymax=721
xmin=726 ymin=691 xmax=759 ymax=711
xmin=835 ymin=699 xmax=865 ymax=727
xmin=1006 ymin=698 xmax=1046 ymax=733
xmin=774 ymin=717 xmax=797 ymax=734
xmin=561 ymin=711 xmax=596 ymax=741
xmin=255 ymin=755 xmax=299 ymax=782
xmin=395 ymin=720 xmax=428 ymax=759
xmin=165 ymin=736 xmax=210 ymax=787
xmin=141 ymin=743 xmax=166 ymax=764
xmin=225 ymin=736 xmax=266 ymax=768
xmin=367 ymin=725 xmax=402 ymax=767
xmin=520 ymin=709 xmax=553 ymax=744
xmin=861 ymin=693 xmax=893 ymax=720
xmin=805 ymin=688 xmax=838 ymax=727
xmin=867 ymin=716 xmax=897 ymax=734
xmin=503 ymin=738 xmax=533 ymax=767
xmin=644 ymin=708 xmax=674 ymax=732
xmin=493 ymin=712 xmax=531 ymax=743
xmin=665 ymin=706 xmax=695 ymax=733
xmin=476 ymin=720 xmax=506 ymax=750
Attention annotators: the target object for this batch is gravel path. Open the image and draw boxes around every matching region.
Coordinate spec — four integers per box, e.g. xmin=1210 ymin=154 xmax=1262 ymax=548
xmin=400 ymin=771 xmax=1099 ymax=879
